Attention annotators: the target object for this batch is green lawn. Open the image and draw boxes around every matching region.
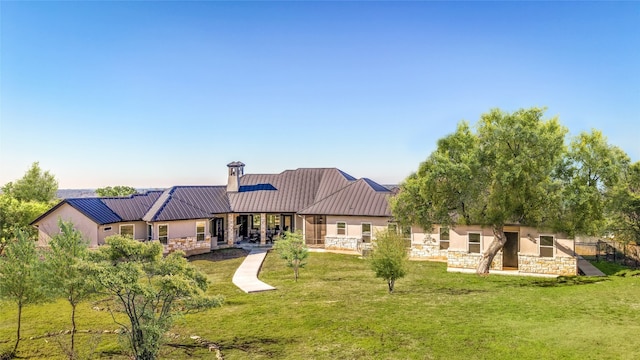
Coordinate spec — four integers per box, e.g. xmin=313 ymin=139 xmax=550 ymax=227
xmin=2 ymin=250 xmax=639 ymax=359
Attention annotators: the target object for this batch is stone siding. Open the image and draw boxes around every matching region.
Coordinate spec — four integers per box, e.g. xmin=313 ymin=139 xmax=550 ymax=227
xmin=410 ymin=243 xmax=448 ymax=260
xmin=325 ymin=236 xmax=360 ymax=251
xmin=447 ymin=250 xmax=501 ymax=270
xmin=518 ymin=255 xmax=577 ymax=276
xmin=165 ymin=236 xmax=211 ymax=256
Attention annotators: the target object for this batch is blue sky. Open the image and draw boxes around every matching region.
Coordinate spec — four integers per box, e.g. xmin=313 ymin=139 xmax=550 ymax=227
xmin=1 ymin=1 xmax=638 ymax=189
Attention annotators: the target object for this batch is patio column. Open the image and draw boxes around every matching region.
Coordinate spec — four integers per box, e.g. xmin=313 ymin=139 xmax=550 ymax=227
xmin=260 ymin=212 xmax=267 ymax=245
xmin=227 ymin=214 xmax=236 ymax=246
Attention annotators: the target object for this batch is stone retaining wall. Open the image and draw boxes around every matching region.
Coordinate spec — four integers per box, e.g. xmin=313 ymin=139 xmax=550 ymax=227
xmin=518 ymin=255 xmax=577 ymax=276
xmin=165 ymin=236 xmax=211 ymax=256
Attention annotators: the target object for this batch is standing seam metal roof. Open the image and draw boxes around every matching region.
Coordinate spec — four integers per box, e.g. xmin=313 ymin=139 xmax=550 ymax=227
xmin=298 ymin=178 xmax=393 ymax=216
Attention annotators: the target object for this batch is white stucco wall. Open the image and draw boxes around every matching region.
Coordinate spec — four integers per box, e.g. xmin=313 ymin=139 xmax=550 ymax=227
xmin=33 ymin=203 xmax=100 ymax=247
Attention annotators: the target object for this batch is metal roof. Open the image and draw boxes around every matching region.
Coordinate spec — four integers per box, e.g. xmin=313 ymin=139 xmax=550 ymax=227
xmin=228 ymin=168 xmax=354 ymax=213
xmin=33 ymin=166 xmax=392 ymax=226
xmin=101 ymin=191 xmax=163 ymax=221
xmin=143 ymin=186 xmax=230 ymax=222
xmin=298 ymin=178 xmax=393 ymax=217
xmin=66 ymin=198 xmax=122 ymax=225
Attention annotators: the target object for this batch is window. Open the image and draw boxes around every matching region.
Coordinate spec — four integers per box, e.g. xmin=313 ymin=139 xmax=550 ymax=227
xmin=337 ymin=222 xmax=346 ymax=236
xmin=440 ymin=227 xmax=450 ymax=250
xmin=267 ymin=214 xmax=280 ymax=230
xmin=196 ymin=221 xmax=206 ymax=242
xmin=252 ymin=214 xmax=261 ymax=228
xmin=120 ymin=224 xmax=134 ymax=238
xmin=540 ymin=235 xmax=554 ymax=257
xmin=158 ymin=224 xmax=168 ymax=245
xmin=362 ymin=223 xmax=372 ymax=243
xmin=402 ymin=226 xmax=411 ymax=240
xmin=468 ymin=232 xmax=481 ymax=253
xmin=103 ymin=226 xmax=112 ymax=232
xmin=147 ymin=224 xmax=152 ymax=241
xmin=388 ymin=223 xmax=398 ymax=233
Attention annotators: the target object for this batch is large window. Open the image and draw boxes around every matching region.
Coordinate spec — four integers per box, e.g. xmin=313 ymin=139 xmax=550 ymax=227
xmin=196 ymin=221 xmax=206 ymax=242
xmin=440 ymin=227 xmax=450 ymax=250
xmin=267 ymin=214 xmax=280 ymax=230
xmin=362 ymin=223 xmax=372 ymax=243
xmin=120 ymin=224 xmax=134 ymax=238
xmin=337 ymin=222 xmax=346 ymax=236
xmin=252 ymin=214 xmax=261 ymax=229
xmin=540 ymin=235 xmax=554 ymax=257
xmin=158 ymin=224 xmax=168 ymax=245
xmin=468 ymin=232 xmax=481 ymax=253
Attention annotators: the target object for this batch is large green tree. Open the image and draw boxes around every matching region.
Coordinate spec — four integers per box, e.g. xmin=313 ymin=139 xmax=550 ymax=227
xmin=86 ymin=235 xmax=222 ymax=360
xmin=42 ymin=220 xmax=95 ymax=359
xmin=1 ymin=162 xmax=59 ymax=255
xmin=607 ymin=161 xmax=640 ymax=244
xmin=391 ymin=107 xmax=629 ymax=274
xmin=0 ymin=195 xmax=50 ymax=255
xmin=95 ymin=186 xmax=138 ymax=197
xmin=0 ymin=230 xmax=45 ymax=357
xmin=1 ymin=162 xmax=58 ymax=203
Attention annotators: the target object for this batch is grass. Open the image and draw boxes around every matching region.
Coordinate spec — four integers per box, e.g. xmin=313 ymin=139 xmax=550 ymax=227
xmin=2 ymin=249 xmax=640 ymax=359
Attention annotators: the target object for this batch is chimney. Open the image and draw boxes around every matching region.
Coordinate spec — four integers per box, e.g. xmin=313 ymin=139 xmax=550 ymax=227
xmin=226 ymin=161 xmax=245 ymax=192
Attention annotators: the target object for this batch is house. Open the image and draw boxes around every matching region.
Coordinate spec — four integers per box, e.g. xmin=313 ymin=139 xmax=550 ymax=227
xmin=31 ymin=161 xmax=578 ymax=276
xmin=31 ymin=162 xmax=397 ymax=256
xmin=409 ymin=225 xmax=577 ymax=276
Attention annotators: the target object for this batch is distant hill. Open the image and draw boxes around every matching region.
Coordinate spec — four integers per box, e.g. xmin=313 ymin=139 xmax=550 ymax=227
xmin=56 ymin=189 xmax=97 ymax=198
xmin=56 ymin=189 xmax=165 ymax=199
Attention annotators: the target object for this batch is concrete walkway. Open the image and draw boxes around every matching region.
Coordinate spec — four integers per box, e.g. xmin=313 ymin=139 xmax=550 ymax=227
xmin=232 ymin=248 xmax=276 ymax=293
xmin=577 ymin=256 xmax=606 ymax=276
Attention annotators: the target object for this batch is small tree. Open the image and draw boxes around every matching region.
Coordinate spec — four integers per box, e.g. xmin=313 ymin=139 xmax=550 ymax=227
xmin=86 ymin=235 xmax=222 ymax=360
xmin=0 ymin=230 xmax=45 ymax=357
xmin=95 ymin=186 xmax=138 ymax=197
xmin=369 ymin=230 xmax=409 ymax=294
xmin=43 ymin=220 xmax=95 ymax=359
xmin=273 ymin=231 xmax=308 ymax=282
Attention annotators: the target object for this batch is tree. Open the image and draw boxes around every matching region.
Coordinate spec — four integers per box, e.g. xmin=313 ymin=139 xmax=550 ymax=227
xmin=1 ymin=162 xmax=58 ymax=203
xmin=369 ymin=230 xmax=409 ymax=294
xmin=0 ymin=195 xmax=50 ymax=255
xmin=273 ymin=231 xmax=308 ymax=282
xmin=0 ymin=230 xmax=45 ymax=357
xmin=608 ymin=161 xmax=640 ymax=244
xmin=42 ymin=220 xmax=95 ymax=359
xmin=95 ymin=186 xmax=138 ymax=197
xmin=86 ymin=235 xmax=222 ymax=360
xmin=391 ymin=107 xmax=628 ymax=274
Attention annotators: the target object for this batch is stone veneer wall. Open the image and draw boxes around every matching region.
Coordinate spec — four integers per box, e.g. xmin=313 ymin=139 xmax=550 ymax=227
xmin=325 ymin=236 xmax=360 ymax=251
xmin=518 ymin=255 xmax=577 ymax=276
xmin=165 ymin=236 xmax=211 ymax=256
xmin=447 ymin=250 xmax=501 ymax=270
xmin=410 ymin=243 xmax=448 ymax=260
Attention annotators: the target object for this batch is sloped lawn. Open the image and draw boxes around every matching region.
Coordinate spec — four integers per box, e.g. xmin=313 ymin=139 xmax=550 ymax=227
xmin=2 ymin=250 xmax=639 ymax=359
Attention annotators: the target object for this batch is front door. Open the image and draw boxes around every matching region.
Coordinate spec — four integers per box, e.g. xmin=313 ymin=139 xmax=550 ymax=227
xmin=503 ymin=232 xmax=519 ymax=268
xmin=212 ymin=218 xmax=225 ymax=244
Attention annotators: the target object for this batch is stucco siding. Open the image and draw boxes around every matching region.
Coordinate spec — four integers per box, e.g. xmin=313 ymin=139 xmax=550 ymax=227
xmin=34 ymin=203 xmax=100 ymax=247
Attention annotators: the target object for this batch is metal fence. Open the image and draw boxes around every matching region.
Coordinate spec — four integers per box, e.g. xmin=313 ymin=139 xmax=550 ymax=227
xmin=575 ymin=240 xmax=640 ymax=268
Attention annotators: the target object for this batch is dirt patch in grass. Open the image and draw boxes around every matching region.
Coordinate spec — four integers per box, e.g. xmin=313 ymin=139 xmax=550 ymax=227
xmin=188 ymin=248 xmax=249 ymax=262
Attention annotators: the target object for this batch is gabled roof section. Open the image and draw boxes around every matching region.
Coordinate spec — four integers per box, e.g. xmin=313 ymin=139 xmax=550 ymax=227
xmin=143 ymin=186 xmax=230 ymax=222
xmin=229 ymin=168 xmax=349 ymax=213
xmin=101 ymin=191 xmax=163 ymax=221
xmin=298 ymin=178 xmax=392 ymax=217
